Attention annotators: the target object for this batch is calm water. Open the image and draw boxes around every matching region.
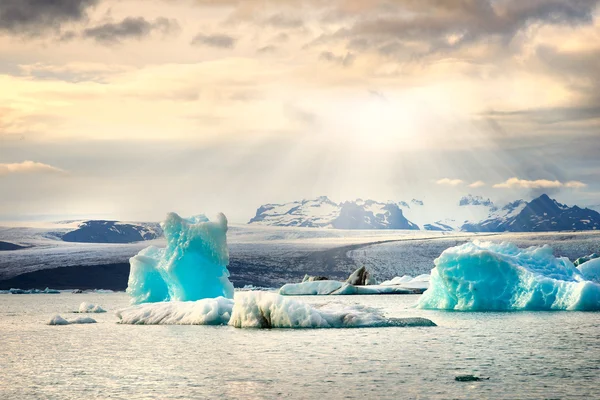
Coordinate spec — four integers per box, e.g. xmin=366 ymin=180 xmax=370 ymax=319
xmin=1 ymin=293 xmax=599 ymax=399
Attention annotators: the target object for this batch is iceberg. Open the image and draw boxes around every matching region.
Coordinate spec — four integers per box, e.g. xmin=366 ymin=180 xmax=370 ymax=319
xmin=418 ymin=241 xmax=600 ymax=311
xmin=280 ymin=267 xmax=428 ymax=296
xmin=577 ymin=258 xmax=600 ymax=283
xmin=77 ymin=302 xmax=106 ymax=313
xmin=116 ymin=297 xmax=234 ymax=325
xmin=117 ymin=292 xmax=436 ymax=329
xmin=48 ymin=315 xmax=97 ymax=325
xmin=126 ymin=212 xmax=234 ymax=304
xmin=279 ymin=281 xmax=425 ymax=295
xmin=230 ymin=292 xmax=435 ymax=328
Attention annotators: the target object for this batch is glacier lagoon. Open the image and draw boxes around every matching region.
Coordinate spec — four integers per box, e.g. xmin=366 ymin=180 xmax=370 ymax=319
xmin=3 ymin=214 xmax=600 ymax=398
xmin=2 ymin=292 xmax=600 ymax=399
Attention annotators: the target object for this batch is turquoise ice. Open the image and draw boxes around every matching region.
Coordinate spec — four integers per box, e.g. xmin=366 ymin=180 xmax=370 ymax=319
xmin=418 ymin=241 xmax=600 ymax=311
xmin=126 ymin=212 xmax=234 ymax=304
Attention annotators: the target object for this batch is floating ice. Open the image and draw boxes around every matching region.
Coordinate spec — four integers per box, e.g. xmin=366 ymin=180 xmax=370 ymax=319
xmin=77 ymin=302 xmax=106 ymax=313
xmin=116 ymin=297 xmax=234 ymax=325
xmin=48 ymin=315 xmax=97 ymax=325
xmin=230 ymin=292 xmax=435 ymax=328
xmin=127 ymin=212 xmax=234 ymax=304
xmin=418 ymin=241 xmax=600 ymax=311
xmin=117 ymin=292 xmax=436 ymax=329
xmin=4 ymin=288 xmax=61 ymax=294
xmin=280 ymin=279 xmax=428 ymax=296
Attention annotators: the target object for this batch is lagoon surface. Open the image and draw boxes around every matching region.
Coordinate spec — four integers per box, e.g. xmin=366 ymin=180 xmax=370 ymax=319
xmin=1 ymin=292 xmax=599 ymax=399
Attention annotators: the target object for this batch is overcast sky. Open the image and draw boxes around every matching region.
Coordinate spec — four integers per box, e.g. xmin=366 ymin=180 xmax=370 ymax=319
xmin=1 ymin=0 xmax=599 ymax=223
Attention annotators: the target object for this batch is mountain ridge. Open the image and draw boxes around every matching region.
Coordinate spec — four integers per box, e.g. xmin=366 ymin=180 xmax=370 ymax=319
xmin=249 ymin=194 xmax=600 ymax=232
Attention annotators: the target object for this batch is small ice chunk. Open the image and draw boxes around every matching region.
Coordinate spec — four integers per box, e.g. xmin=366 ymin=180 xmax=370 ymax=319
xmin=78 ymin=302 xmax=106 ymax=313
xmin=70 ymin=317 xmax=97 ymax=324
xmin=47 ymin=315 xmax=96 ymax=325
xmin=280 ymin=280 xmax=344 ymax=295
xmin=48 ymin=315 xmax=70 ymax=325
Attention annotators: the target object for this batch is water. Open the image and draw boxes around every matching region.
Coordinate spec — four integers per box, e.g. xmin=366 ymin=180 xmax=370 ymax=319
xmin=1 ymin=293 xmax=599 ymax=399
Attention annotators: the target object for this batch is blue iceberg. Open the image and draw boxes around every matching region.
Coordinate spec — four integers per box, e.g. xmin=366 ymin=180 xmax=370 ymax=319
xmin=418 ymin=241 xmax=600 ymax=311
xmin=126 ymin=212 xmax=234 ymax=304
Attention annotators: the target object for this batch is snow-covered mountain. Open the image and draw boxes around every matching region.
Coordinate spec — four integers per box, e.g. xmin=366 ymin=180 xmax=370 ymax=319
xmin=248 ymin=196 xmax=418 ymax=229
xmin=60 ymin=220 xmax=163 ymax=243
xmin=397 ymin=195 xmax=498 ymax=231
xmin=249 ymin=194 xmax=600 ymax=232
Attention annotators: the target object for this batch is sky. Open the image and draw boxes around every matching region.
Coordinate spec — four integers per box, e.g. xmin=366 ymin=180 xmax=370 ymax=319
xmin=0 ymin=0 xmax=599 ymax=223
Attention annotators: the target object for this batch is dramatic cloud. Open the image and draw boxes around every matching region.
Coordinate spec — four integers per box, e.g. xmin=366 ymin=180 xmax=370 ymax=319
xmin=83 ymin=17 xmax=178 ymax=44
xmin=326 ymin=0 xmax=600 ymax=59
xmin=0 ymin=161 xmax=64 ymax=176
xmin=0 ymin=0 xmax=98 ymax=35
xmin=191 ymin=33 xmax=236 ymax=48
xmin=493 ymin=178 xmax=587 ymax=189
xmin=469 ymin=181 xmax=486 ymax=188
xmin=436 ymin=178 xmax=464 ymax=186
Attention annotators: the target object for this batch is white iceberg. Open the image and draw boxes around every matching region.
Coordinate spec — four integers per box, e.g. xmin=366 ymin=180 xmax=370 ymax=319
xmin=116 ymin=297 xmax=234 ymax=325
xmin=48 ymin=315 xmax=97 ymax=325
xmin=116 ymin=292 xmax=436 ymax=329
xmin=418 ymin=241 xmax=600 ymax=311
xmin=230 ymin=292 xmax=435 ymax=328
xmin=279 ymin=278 xmax=428 ymax=296
xmin=77 ymin=302 xmax=106 ymax=313
xmin=127 ymin=212 xmax=234 ymax=304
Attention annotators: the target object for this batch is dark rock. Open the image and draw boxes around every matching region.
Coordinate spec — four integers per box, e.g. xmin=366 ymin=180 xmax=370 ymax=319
xmin=455 ymin=375 xmax=489 ymax=382
xmin=574 ymin=253 xmax=599 ymax=267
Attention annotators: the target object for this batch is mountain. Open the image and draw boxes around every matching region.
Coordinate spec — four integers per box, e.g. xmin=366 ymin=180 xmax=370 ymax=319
xmin=461 ymin=200 xmax=527 ymax=232
xmin=332 ymin=200 xmax=418 ymax=230
xmin=462 ymin=195 xmax=600 ymax=232
xmin=249 ymin=194 xmax=600 ymax=232
xmin=398 ymin=195 xmax=497 ymax=231
xmin=61 ymin=220 xmax=163 ymax=243
xmin=248 ymin=197 xmax=419 ymax=229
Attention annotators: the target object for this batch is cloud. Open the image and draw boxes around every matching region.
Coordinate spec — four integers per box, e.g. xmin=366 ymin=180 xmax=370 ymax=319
xmin=83 ymin=17 xmax=178 ymax=44
xmin=327 ymin=0 xmax=599 ymax=58
xmin=493 ymin=177 xmax=587 ymax=189
xmin=319 ymin=51 xmax=355 ymax=67
xmin=436 ymin=178 xmax=464 ymax=186
xmin=0 ymin=161 xmax=65 ymax=176
xmin=264 ymin=14 xmax=303 ymax=29
xmin=191 ymin=33 xmax=236 ymax=48
xmin=468 ymin=181 xmax=486 ymax=188
xmin=257 ymin=45 xmax=278 ymax=54
xmin=0 ymin=0 xmax=98 ymax=35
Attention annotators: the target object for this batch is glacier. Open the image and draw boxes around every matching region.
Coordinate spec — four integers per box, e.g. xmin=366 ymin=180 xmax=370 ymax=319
xmin=117 ymin=292 xmax=436 ymax=329
xmin=126 ymin=212 xmax=234 ymax=304
xmin=418 ymin=241 xmax=600 ymax=311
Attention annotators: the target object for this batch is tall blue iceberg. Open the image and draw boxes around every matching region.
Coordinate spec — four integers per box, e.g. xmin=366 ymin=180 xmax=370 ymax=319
xmin=418 ymin=241 xmax=600 ymax=311
xmin=127 ymin=212 xmax=234 ymax=304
